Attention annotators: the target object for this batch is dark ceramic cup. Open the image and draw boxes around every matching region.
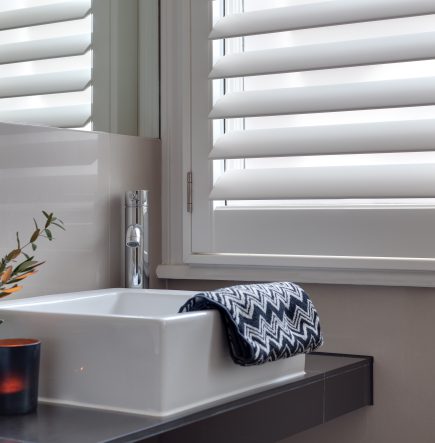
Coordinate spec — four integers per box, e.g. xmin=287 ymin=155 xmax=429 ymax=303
xmin=0 ymin=338 xmax=40 ymax=414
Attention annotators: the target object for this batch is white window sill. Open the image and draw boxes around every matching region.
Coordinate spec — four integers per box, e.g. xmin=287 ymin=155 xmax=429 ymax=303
xmin=157 ymin=261 xmax=435 ymax=288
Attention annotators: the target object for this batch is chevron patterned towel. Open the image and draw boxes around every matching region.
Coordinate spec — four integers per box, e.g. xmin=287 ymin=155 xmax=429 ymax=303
xmin=178 ymin=282 xmax=323 ymax=366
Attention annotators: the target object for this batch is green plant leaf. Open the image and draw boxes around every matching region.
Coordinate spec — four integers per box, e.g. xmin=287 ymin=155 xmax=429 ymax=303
xmin=44 ymin=213 xmax=54 ymax=228
xmin=16 ymin=232 xmax=20 ymax=249
xmin=8 ymin=277 xmax=27 ymax=284
xmin=21 ymin=262 xmax=44 ymax=273
xmin=13 ymin=259 xmax=37 ymax=275
xmin=6 ymin=249 xmax=21 ymax=261
xmin=30 ymin=229 xmax=40 ymax=243
xmin=45 ymin=229 xmax=53 ymax=241
xmin=31 ymin=243 xmax=37 ymax=251
xmin=51 ymin=221 xmax=65 ymax=231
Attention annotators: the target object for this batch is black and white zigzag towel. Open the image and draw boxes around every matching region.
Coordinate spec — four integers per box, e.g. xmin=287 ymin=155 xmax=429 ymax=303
xmin=178 ymin=282 xmax=323 ymax=366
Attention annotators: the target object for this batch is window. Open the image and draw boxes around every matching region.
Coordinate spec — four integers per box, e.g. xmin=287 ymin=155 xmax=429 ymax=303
xmin=161 ymin=0 xmax=435 ymax=284
xmin=0 ymin=0 xmax=92 ymax=129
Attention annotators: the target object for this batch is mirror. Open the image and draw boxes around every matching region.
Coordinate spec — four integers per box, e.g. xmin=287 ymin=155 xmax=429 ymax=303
xmin=0 ymin=0 xmax=159 ymax=138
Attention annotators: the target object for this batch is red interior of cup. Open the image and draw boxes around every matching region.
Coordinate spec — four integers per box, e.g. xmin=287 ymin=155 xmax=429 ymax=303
xmin=0 ymin=339 xmax=40 ymax=347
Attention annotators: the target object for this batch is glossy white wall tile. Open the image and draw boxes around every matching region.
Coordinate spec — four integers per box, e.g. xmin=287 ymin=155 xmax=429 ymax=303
xmin=0 ymin=122 xmax=161 ymax=299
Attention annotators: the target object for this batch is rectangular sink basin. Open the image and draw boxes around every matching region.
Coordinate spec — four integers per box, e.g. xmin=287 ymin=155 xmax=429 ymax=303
xmin=0 ymin=289 xmax=305 ymax=416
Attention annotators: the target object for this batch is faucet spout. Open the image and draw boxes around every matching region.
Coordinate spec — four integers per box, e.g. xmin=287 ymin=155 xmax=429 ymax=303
xmin=126 ymin=224 xmax=141 ymax=248
xmin=124 ymin=190 xmax=149 ymax=289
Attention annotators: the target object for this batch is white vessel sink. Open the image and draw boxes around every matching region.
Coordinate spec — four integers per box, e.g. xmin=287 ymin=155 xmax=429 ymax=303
xmin=0 ymin=289 xmax=305 ymax=416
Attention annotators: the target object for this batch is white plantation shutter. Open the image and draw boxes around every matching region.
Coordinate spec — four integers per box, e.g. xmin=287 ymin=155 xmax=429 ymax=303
xmin=0 ymin=0 xmax=92 ymax=128
xmin=185 ymin=0 xmax=435 ymax=269
xmin=208 ymin=0 xmax=435 ymax=202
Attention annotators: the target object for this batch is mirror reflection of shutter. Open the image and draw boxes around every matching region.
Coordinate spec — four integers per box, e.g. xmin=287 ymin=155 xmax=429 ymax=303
xmin=0 ymin=0 xmax=92 ymax=129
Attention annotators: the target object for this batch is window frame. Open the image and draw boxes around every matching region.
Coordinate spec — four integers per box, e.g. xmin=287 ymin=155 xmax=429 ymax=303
xmin=159 ymin=0 xmax=435 ymax=287
xmin=92 ymin=0 xmax=139 ymax=135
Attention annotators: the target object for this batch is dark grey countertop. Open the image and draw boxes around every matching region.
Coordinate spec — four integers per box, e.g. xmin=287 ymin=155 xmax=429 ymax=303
xmin=0 ymin=353 xmax=373 ymax=443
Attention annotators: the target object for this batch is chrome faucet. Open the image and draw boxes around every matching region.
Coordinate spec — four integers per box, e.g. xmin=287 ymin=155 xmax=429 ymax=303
xmin=125 ymin=190 xmax=149 ymax=289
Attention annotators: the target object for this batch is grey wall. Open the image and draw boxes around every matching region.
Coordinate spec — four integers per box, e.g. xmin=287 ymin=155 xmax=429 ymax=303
xmin=0 ymin=122 xmax=162 ymax=299
xmin=166 ymin=279 xmax=435 ymax=443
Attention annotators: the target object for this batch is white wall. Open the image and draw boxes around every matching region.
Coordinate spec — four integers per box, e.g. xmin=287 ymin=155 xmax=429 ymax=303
xmin=0 ymin=122 xmax=161 ymax=299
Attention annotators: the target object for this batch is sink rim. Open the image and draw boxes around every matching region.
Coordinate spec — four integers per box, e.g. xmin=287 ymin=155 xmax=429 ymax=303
xmin=0 ymin=288 xmax=208 ymax=321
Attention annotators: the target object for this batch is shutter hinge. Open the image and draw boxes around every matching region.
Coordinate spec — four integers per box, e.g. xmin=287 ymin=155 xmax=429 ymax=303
xmin=187 ymin=171 xmax=193 ymax=213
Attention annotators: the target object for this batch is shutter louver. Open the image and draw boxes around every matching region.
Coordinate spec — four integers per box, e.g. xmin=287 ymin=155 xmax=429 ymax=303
xmin=0 ymin=0 xmax=92 ymax=129
xmin=210 ymin=119 xmax=435 ymax=159
xmin=0 ymin=104 xmax=91 ymax=128
xmin=209 ymin=32 xmax=435 ymax=79
xmin=209 ymin=0 xmax=435 ymax=201
xmin=209 ymin=0 xmax=435 ymax=39
xmin=209 ymin=77 xmax=435 ymax=120
xmin=0 ymin=34 xmax=91 ymax=65
xmin=0 ymin=0 xmax=90 ymax=31
xmin=0 ymin=69 xmax=91 ymax=99
xmin=209 ymin=164 xmax=435 ymax=201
